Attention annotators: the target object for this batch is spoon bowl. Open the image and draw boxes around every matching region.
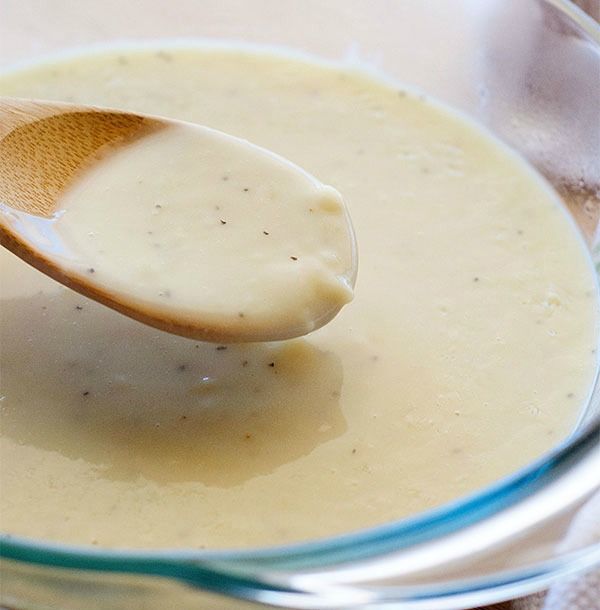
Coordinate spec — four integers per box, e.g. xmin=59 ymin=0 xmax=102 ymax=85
xmin=0 ymin=98 xmax=357 ymax=343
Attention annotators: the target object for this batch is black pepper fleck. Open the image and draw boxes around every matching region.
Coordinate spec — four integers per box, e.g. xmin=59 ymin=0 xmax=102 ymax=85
xmin=216 ymin=346 xmax=227 ymax=351
xmin=352 ymin=448 xmax=357 ymax=454
xmin=243 ymin=188 xmax=249 ymax=192
xmin=473 ymin=277 xmax=480 ymax=282
xmin=75 ymin=305 xmax=83 ymax=311
xmin=177 ymin=364 xmax=187 ymax=372
xmin=88 ymin=267 xmax=95 ymax=274
xmin=220 ymin=219 xmax=227 ymax=225
xmin=242 ymin=360 xmax=249 ymax=367
xmin=82 ymin=391 xmax=90 ymax=396
xmin=268 ymin=362 xmax=275 ymax=368
xmin=290 ymin=256 xmax=298 ymax=261
xmin=263 ymin=231 xmax=270 ymax=236
xmin=155 ymin=204 xmax=162 ymax=209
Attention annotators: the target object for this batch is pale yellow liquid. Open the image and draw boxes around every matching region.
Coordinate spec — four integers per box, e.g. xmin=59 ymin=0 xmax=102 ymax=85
xmin=0 ymin=46 xmax=597 ymax=549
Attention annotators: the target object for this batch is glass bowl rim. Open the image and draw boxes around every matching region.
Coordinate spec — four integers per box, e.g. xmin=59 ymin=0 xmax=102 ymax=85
xmin=2 ymin=418 xmax=599 ymax=591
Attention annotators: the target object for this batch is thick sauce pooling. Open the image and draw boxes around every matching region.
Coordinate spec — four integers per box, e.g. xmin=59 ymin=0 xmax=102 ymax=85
xmin=52 ymin=122 xmax=354 ymax=342
xmin=0 ymin=47 xmax=597 ymax=549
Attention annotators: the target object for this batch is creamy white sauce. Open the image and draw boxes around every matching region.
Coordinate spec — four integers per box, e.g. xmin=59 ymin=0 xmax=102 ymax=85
xmin=52 ymin=122 xmax=354 ymax=341
xmin=0 ymin=46 xmax=597 ymax=550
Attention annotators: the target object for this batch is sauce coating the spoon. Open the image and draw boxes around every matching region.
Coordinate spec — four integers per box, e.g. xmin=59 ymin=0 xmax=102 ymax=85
xmin=43 ymin=122 xmax=354 ymax=342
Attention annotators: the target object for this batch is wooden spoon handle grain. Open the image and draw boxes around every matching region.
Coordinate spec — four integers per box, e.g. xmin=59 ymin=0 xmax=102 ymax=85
xmin=0 ymin=98 xmax=160 ymax=216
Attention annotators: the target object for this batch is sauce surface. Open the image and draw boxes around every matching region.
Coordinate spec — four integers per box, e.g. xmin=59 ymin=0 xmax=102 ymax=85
xmin=0 ymin=46 xmax=597 ymax=549
xmin=53 ymin=122 xmax=354 ymax=341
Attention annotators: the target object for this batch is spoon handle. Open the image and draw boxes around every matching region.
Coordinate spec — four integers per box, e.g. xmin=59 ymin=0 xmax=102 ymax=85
xmin=0 ymin=97 xmax=79 ymax=138
xmin=0 ymin=97 xmax=159 ymax=216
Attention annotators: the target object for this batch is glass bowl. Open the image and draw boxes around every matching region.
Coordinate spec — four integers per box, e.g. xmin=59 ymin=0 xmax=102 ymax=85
xmin=1 ymin=1 xmax=599 ymax=608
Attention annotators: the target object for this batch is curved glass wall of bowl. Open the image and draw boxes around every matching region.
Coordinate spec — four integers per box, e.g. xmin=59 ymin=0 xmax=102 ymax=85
xmin=472 ymin=0 xmax=600 ymax=243
xmin=0 ymin=1 xmax=599 ymax=609
xmin=5 ymin=423 xmax=598 ymax=610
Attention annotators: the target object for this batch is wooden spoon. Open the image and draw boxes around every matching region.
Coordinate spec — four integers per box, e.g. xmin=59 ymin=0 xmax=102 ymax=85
xmin=0 ymin=98 xmax=356 ymax=343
